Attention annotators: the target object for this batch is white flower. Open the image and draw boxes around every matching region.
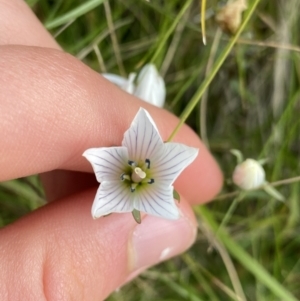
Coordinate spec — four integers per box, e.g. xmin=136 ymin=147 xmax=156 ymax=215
xmin=83 ymin=108 xmax=198 ymax=222
xmin=102 ymin=64 xmax=166 ymax=108
xmin=232 ymin=158 xmax=265 ymax=190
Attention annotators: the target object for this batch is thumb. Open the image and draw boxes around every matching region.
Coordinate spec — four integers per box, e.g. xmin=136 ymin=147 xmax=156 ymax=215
xmin=0 ymin=187 xmax=196 ymax=300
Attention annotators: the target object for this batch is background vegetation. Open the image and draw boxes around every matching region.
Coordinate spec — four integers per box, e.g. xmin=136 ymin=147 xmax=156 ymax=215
xmin=1 ymin=0 xmax=300 ymax=300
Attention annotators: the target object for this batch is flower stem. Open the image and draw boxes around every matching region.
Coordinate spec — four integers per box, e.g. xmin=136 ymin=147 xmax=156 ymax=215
xmin=213 ymin=175 xmax=300 ymax=201
xmin=167 ymin=0 xmax=261 ymax=142
xmin=150 ymin=0 xmax=193 ymax=66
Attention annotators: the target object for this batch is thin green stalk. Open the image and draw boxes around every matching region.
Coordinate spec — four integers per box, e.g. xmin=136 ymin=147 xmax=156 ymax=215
xmin=216 ymin=192 xmax=245 ymax=234
xmin=183 ymin=253 xmax=243 ymax=301
xmin=150 ymin=0 xmax=193 ymax=65
xmin=144 ymin=270 xmax=204 ymax=301
xmin=0 ymin=180 xmax=45 ymax=207
xmin=45 ymin=0 xmax=105 ymax=29
xmin=194 ymin=205 xmax=298 ymax=301
xmin=200 ymin=219 xmax=247 ymax=301
xmin=259 ymin=89 xmax=300 ymax=159
xmin=167 ymin=0 xmax=261 ymax=142
xmin=170 ymin=69 xmax=200 ymax=109
xmin=200 ymin=28 xmax=222 ymax=147
xmin=182 ymin=254 xmax=219 ymax=301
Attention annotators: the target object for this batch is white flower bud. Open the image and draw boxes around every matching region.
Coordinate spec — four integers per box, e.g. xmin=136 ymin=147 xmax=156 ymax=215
xmin=102 ymin=64 xmax=166 ymax=108
xmin=232 ymin=159 xmax=265 ymax=190
xmin=134 ymin=64 xmax=165 ymax=108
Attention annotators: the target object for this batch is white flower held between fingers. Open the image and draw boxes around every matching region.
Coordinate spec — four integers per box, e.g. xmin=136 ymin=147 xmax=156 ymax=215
xmin=232 ymin=158 xmax=265 ymax=190
xmin=83 ymin=108 xmax=198 ymax=223
xmin=102 ymin=64 xmax=166 ymax=108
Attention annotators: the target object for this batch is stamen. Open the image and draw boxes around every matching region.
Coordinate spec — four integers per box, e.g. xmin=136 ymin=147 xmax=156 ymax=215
xmin=120 ymin=173 xmax=131 ymax=181
xmin=141 ymin=178 xmax=155 ymax=184
xmin=128 ymin=160 xmax=136 ymax=167
xmin=131 ymin=183 xmax=138 ymax=192
xmin=131 ymin=167 xmax=146 ymax=183
xmin=145 ymin=159 xmax=151 ymax=169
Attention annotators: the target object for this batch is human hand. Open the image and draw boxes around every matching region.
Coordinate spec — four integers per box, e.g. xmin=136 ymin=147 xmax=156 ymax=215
xmin=0 ymin=1 xmax=223 ymax=300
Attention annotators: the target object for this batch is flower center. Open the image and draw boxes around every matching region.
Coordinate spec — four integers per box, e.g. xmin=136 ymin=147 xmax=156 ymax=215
xmin=120 ymin=159 xmax=155 ymax=192
xmin=131 ymin=167 xmax=146 ymax=183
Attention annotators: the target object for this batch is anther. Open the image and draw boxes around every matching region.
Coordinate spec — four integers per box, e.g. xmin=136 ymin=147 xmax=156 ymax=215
xmin=128 ymin=160 xmax=136 ymax=167
xmin=141 ymin=178 xmax=155 ymax=184
xmin=120 ymin=173 xmax=130 ymax=181
xmin=131 ymin=183 xmax=138 ymax=192
xmin=145 ymin=159 xmax=151 ymax=169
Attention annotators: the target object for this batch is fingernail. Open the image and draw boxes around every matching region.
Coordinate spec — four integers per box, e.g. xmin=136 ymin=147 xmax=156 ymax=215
xmin=128 ymin=211 xmax=196 ymax=272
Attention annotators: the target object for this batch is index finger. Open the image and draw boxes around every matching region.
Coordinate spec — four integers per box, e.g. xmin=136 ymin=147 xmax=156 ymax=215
xmin=0 ymin=0 xmax=59 ymax=48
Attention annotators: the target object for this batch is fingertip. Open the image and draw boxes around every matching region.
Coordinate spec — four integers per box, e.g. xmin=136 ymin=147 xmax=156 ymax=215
xmin=167 ymin=121 xmax=222 ymax=205
xmin=127 ymin=196 xmax=197 ymax=276
xmin=0 ymin=188 xmax=197 ymax=300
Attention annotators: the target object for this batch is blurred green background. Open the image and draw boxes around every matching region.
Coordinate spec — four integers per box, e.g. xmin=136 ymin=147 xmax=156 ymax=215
xmin=1 ymin=0 xmax=300 ymax=300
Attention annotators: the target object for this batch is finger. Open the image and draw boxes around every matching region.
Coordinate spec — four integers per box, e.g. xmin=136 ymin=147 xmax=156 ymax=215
xmin=0 ymin=0 xmax=59 ymax=48
xmin=0 ymin=1 xmax=85 ymax=204
xmin=0 ymin=45 xmax=222 ymax=204
xmin=0 ymin=188 xmax=197 ymax=300
xmin=40 ymin=170 xmax=97 ymax=202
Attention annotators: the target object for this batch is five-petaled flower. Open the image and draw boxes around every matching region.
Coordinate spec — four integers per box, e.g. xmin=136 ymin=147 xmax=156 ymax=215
xmin=83 ymin=108 xmax=198 ymax=223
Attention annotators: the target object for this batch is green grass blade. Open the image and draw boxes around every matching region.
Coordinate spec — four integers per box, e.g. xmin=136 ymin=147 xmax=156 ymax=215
xmin=45 ymin=0 xmax=105 ymax=29
xmin=150 ymin=0 xmax=193 ymax=66
xmin=26 ymin=0 xmax=40 ymax=7
xmin=167 ymin=0 xmax=261 ymax=142
xmin=195 ymin=205 xmax=298 ymax=301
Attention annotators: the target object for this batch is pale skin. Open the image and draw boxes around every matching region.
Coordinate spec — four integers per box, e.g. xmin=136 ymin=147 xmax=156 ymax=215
xmin=0 ymin=0 xmax=223 ymax=300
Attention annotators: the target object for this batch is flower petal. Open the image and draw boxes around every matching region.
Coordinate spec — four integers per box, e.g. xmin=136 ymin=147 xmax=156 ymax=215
xmin=83 ymin=147 xmax=128 ymax=183
xmin=102 ymin=73 xmax=128 ymax=87
xmin=92 ymin=181 xmax=134 ymax=218
xmin=134 ymin=64 xmax=166 ymax=107
xmin=134 ymin=184 xmax=180 ymax=220
xmin=122 ymin=108 xmax=164 ymax=162
xmin=151 ymin=142 xmax=199 ymax=186
xmin=102 ymin=73 xmax=136 ymax=94
xmin=125 ymin=73 xmax=136 ymax=94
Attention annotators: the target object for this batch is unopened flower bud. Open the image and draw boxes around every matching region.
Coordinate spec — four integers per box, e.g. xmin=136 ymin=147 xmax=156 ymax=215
xmin=232 ymin=158 xmax=265 ymax=190
xmin=134 ymin=64 xmax=165 ymax=108
xmin=102 ymin=64 xmax=165 ymax=107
